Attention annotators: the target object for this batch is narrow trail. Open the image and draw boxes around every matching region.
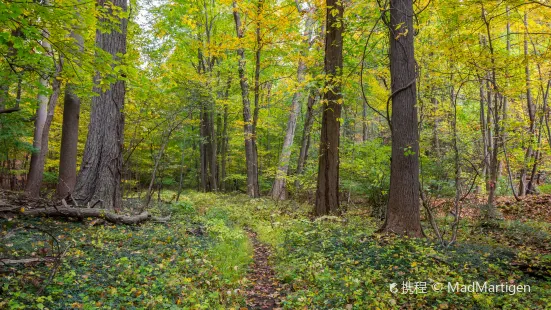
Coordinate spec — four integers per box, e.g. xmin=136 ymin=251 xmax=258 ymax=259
xmin=244 ymin=230 xmax=285 ymax=310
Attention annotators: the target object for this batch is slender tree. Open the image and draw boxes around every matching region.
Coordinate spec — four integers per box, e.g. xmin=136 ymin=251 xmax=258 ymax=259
xmin=233 ymin=0 xmax=260 ymax=198
xmin=379 ymin=0 xmax=423 ymax=236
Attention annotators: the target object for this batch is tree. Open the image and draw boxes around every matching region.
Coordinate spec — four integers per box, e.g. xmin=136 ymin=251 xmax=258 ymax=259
xmin=25 ymin=32 xmax=52 ymax=197
xmin=314 ymin=0 xmax=344 ymax=216
xmin=57 ymin=29 xmax=84 ymax=198
xmin=233 ymin=0 xmax=260 ymax=198
xmin=379 ymin=0 xmax=423 ymax=237
xmin=271 ymin=1 xmax=316 ymax=200
xmin=73 ymin=0 xmax=128 ymax=210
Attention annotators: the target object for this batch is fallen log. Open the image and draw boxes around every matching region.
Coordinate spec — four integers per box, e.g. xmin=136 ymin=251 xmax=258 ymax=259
xmin=1 ymin=205 xmax=170 ymax=225
xmin=1 ymin=257 xmax=56 ymax=265
xmin=19 ymin=206 xmax=153 ymax=224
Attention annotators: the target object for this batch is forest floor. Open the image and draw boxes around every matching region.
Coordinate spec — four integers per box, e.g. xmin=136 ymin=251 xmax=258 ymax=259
xmin=1 ymin=191 xmax=550 ymax=309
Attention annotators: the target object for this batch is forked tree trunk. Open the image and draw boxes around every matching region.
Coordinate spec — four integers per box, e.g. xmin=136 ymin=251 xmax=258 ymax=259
xmin=314 ymin=0 xmax=344 ymax=216
xmin=379 ymin=0 xmax=423 ymax=237
xmin=26 ymin=71 xmax=49 ymax=196
xmin=57 ymin=30 xmax=83 ymax=198
xmin=271 ymin=59 xmax=306 ymax=200
xmin=26 ymin=28 xmax=59 ymax=198
xmin=73 ymin=0 xmax=128 ymax=210
xmin=233 ymin=1 xmax=260 ymax=198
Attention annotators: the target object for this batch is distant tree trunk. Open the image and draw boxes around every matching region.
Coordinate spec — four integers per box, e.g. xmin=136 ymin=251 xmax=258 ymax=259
xmin=25 ymin=56 xmax=63 ymax=197
xmin=57 ymin=30 xmax=83 ymax=198
xmin=145 ymin=123 xmax=179 ymax=209
xmin=176 ymin=139 xmax=186 ymax=201
xmin=295 ymin=91 xmax=317 ymax=189
xmin=233 ymin=1 xmax=260 ymax=198
xmin=199 ymin=99 xmax=218 ymax=192
xmin=519 ymin=12 xmax=536 ymax=196
xmin=271 ymin=60 xmax=306 ymax=200
xmin=73 ymin=0 xmax=128 ymax=210
xmin=219 ymin=78 xmax=231 ymax=191
xmin=272 ymin=3 xmax=316 ymax=199
xmin=379 ymin=0 xmax=423 ymax=237
xmin=314 ymin=0 xmax=344 ymax=216
xmin=481 ymin=4 xmax=502 ymax=218
xmin=362 ymin=98 xmax=369 ymax=142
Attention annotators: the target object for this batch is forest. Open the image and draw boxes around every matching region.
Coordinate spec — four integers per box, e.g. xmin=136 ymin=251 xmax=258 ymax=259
xmin=1 ymin=0 xmax=551 ymax=308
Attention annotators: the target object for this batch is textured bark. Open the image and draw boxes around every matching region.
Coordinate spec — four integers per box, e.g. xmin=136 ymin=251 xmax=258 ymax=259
xmin=271 ymin=60 xmax=305 ymax=200
xmin=314 ymin=0 xmax=343 ymax=216
xmin=57 ymin=30 xmax=83 ymax=198
xmin=233 ymin=1 xmax=260 ymax=198
xmin=379 ymin=0 xmax=423 ymax=237
xmin=73 ymin=0 xmax=127 ymax=210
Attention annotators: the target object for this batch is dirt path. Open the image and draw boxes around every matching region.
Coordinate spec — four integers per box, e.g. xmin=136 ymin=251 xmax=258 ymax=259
xmin=244 ymin=230 xmax=285 ymax=310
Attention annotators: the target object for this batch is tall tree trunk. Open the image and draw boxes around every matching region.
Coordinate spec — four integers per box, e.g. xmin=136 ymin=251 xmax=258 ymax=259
xmin=271 ymin=60 xmax=306 ymax=200
xmin=57 ymin=30 xmax=83 ymax=198
xmin=481 ymin=5 xmax=502 ymax=218
xmin=379 ymin=0 xmax=423 ymax=237
xmin=519 ymin=12 xmax=536 ymax=196
xmin=73 ymin=0 xmax=128 ymax=210
xmin=233 ymin=1 xmax=260 ymax=198
xmin=314 ymin=0 xmax=344 ymax=216
xmin=220 ymin=80 xmax=230 ymax=191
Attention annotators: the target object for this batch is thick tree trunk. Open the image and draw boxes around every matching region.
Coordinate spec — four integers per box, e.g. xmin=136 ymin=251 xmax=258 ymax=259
xmin=271 ymin=60 xmax=306 ymax=200
xmin=314 ymin=0 xmax=344 ymax=216
xmin=73 ymin=0 xmax=128 ymax=210
xmin=233 ymin=1 xmax=260 ymax=198
xmin=379 ymin=0 xmax=423 ymax=237
xmin=57 ymin=30 xmax=83 ymax=198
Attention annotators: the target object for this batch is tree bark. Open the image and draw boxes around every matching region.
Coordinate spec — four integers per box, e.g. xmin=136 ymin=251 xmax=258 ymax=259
xmin=314 ymin=0 xmax=344 ymax=216
xmin=379 ymin=0 xmax=423 ymax=237
xmin=57 ymin=29 xmax=84 ymax=198
xmin=26 ymin=70 xmax=49 ymax=196
xmin=73 ymin=0 xmax=128 ymax=210
xmin=25 ymin=37 xmax=63 ymax=197
xmin=233 ymin=1 xmax=260 ymax=198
